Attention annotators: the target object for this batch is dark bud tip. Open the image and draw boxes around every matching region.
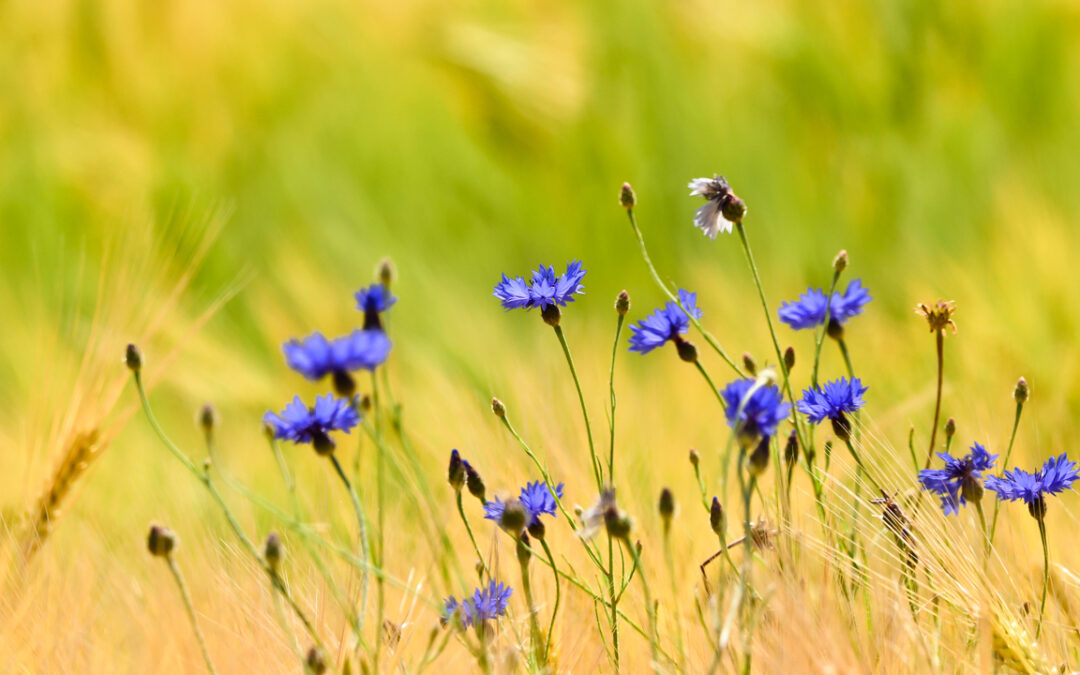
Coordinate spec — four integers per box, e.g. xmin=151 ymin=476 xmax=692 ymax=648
xmin=1028 ymin=496 xmax=1047 ymax=521
xmin=833 ymin=250 xmax=848 ymax=274
xmin=831 ymin=413 xmax=852 ymax=442
xmin=147 ymin=524 xmax=176 ymax=558
xmin=675 ymin=338 xmax=698 ymax=363
xmin=491 ymin=397 xmax=506 ymax=419
xmin=747 ymin=436 xmax=770 ymax=477
xmin=709 ymin=498 xmax=725 ymax=537
xmin=721 ymin=194 xmax=747 ymax=224
xmin=784 ymin=429 xmax=799 ymax=468
xmin=826 ymin=317 xmax=844 ymax=341
xmin=359 ymin=393 xmax=373 ymax=414
xmin=658 ymin=487 xmax=675 ymax=526
xmin=603 ymin=507 xmax=632 ymax=540
xmin=332 ymin=370 xmax=357 ymax=398
xmin=198 ymin=404 xmax=216 ymax=435
xmin=742 ymin=352 xmax=757 ymax=376
xmin=464 ymin=461 xmax=486 ymax=504
xmin=516 ymin=532 xmax=532 ymax=566
xmin=306 ymin=647 xmax=328 ymax=675
xmin=312 ymin=430 xmax=336 ymax=456
xmin=500 ymin=500 xmax=528 ymax=534
xmin=619 ymin=182 xmax=636 ymax=209
xmin=377 ymin=257 xmax=396 ymax=287
xmin=944 ymin=417 xmax=956 ymax=439
xmin=264 ymin=532 xmax=283 ymax=572
xmin=125 ymin=343 xmax=143 ymax=373
xmin=1014 ymin=377 xmax=1029 ymax=404
xmin=615 ymin=290 xmax=630 ymax=316
xmin=448 ymin=449 xmax=465 ymax=491
xmin=541 ymin=304 xmax=562 ymax=327
xmin=689 ymin=448 xmax=700 ymax=468
xmin=527 ymin=519 xmax=546 ymax=540
xmin=783 ymin=346 xmax=796 ymax=373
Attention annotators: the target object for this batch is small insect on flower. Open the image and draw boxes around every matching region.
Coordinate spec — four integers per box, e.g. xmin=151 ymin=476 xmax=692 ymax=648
xmin=915 ymin=300 xmax=958 ymax=334
xmin=986 ymin=454 xmax=1080 ymax=520
xmin=918 ymin=442 xmax=997 ymax=515
xmin=492 ymin=261 xmax=587 ymax=311
xmin=720 ymin=377 xmax=791 ymax=447
xmin=628 ymin=289 xmax=703 ymax=359
xmin=798 ymin=377 xmax=867 ymax=441
xmin=442 ymin=581 xmax=513 ymax=630
xmin=283 ymin=330 xmax=392 ymax=396
xmin=355 ymin=283 xmax=398 ymax=332
xmin=778 ymin=279 xmax=872 ymax=331
xmin=688 ymin=175 xmax=746 ymax=237
xmin=263 ymin=394 xmax=360 ymax=455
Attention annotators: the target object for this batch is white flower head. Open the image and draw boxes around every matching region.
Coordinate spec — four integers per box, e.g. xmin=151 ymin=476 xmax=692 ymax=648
xmin=687 ymin=175 xmax=745 ymax=238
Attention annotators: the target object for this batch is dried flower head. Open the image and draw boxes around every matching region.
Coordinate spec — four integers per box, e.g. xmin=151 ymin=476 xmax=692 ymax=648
xmin=147 ymin=524 xmax=176 ymax=558
xmin=620 ymin=182 xmax=637 ymax=209
xmin=688 ymin=175 xmax=745 ymax=237
xmin=916 ymin=300 xmax=958 ymax=334
xmin=125 ymin=343 xmax=143 ymax=373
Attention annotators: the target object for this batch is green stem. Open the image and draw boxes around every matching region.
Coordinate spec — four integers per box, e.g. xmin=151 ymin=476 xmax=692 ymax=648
xmin=609 ymin=314 xmax=624 ymax=481
xmin=539 ymin=539 xmax=561 ymax=665
xmin=553 ymin=324 xmax=603 ymax=490
xmin=810 ymin=271 xmax=842 ymax=388
xmin=842 ymin=438 xmax=880 ymax=493
xmin=988 ymin=401 xmax=1025 ymax=546
xmin=606 ymin=314 xmax=623 ymax=672
xmin=924 ymin=329 xmax=945 ymax=469
xmin=166 ymin=556 xmax=218 ymax=675
xmin=271 ymin=579 xmax=304 ymax=665
xmin=1037 ymin=518 xmax=1050 ymax=639
xmin=519 ymin=553 xmax=545 ymax=668
xmin=624 ymin=207 xmax=743 ymax=376
xmin=974 ymin=499 xmax=990 ymax=562
xmin=738 ymin=466 xmax=757 ymax=675
xmin=456 ymin=491 xmax=488 ymax=581
xmin=622 ymin=537 xmax=660 ymax=673
xmin=328 ymin=452 xmax=371 ymax=636
xmin=694 ymin=360 xmax=728 ymax=409
xmin=371 ymin=373 xmax=387 ymax=669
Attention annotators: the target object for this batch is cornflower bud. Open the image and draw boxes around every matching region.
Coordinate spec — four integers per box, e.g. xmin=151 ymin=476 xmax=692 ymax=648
xmin=709 ymin=497 xmax=725 ymax=537
xmin=448 ymin=449 xmax=465 ymax=491
xmin=783 ymin=346 xmax=796 ymax=373
xmin=1014 ymin=377 xmax=1029 ymax=404
xmin=147 ymin=524 xmax=176 ymax=558
xmin=833 ymin=250 xmax=848 ymax=273
xmin=125 ymin=343 xmax=143 ymax=373
xmin=747 ymin=436 xmax=770 ymax=477
xmin=742 ymin=352 xmax=757 ymax=376
xmin=658 ymin=488 xmax=675 ymax=529
xmin=264 ymin=532 xmax=283 ymax=573
xmin=464 ymin=461 xmax=486 ymax=504
xmin=620 ymin=182 xmax=636 ymax=209
xmin=615 ymin=290 xmax=630 ymax=316
xmin=491 ymin=397 xmax=506 ymax=419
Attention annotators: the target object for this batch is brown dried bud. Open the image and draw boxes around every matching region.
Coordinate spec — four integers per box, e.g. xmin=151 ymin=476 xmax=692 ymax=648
xmin=198 ymin=404 xmax=216 ymax=435
xmin=689 ymin=448 xmax=700 ymax=467
xmin=615 ymin=290 xmax=630 ymax=316
xmin=125 ymin=343 xmax=143 ymax=373
xmin=915 ymin=300 xmax=958 ymax=334
xmin=147 ymin=524 xmax=176 ymax=558
xmin=306 ymin=647 xmax=328 ymax=675
xmin=264 ymin=532 xmax=283 ymax=572
xmin=833 ymin=250 xmax=848 ymax=273
xmin=491 ymin=397 xmax=506 ymax=419
xmin=742 ymin=352 xmax=757 ymax=376
xmin=1014 ymin=377 xmax=1029 ymax=404
xmin=783 ymin=346 xmax=796 ymax=373
xmin=620 ymin=182 xmax=637 ymax=209
xmin=944 ymin=417 xmax=956 ymax=439
xmin=658 ymin=488 xmax=675 ymax=527
xmin=709 ymin=498 xmax=725 ymax=537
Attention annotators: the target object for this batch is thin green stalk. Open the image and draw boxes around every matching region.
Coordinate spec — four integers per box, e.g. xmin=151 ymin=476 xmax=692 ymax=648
xmin=518 ymin=550 xmax=545 ymax=668
xmin=988 ymin=401 xmax=1025 ymax=546
xmin=553 ymin=324 xmax=603 ymax=490
xmin=624 ymin=206 xmax=743 ymax=376
xmin=606 ymin=313 xmax=624 ymax=671
xmin=737 ymin=466 xmax=757 ymax=675
xmin=370 ymin=373 xmax=387 ymax=670
xmin=539 ymin=539 xmax=561 ymax=664
xmin=609 ymin=313 xmax=624 ymax=480
xmin=924 ymin=329 xmax=945 ymax=469
xmin=694 ymin=360 xmax=727 ymax=409
xmin=842 ymin=438 xmax=881 ymax=493
xmin=166 ymin=556 xmax=218 ymax=675
xmin=328 ymin=452 xmax=371 ymax=635
xmin=811 ymin=270 xmax=842 ymax=388
xmin=1037 ymin=518 xmax=1050 ymax=639
xmin=455 ymin=491 xmax=489 ymax=581
xmin=271 ymin=580 xmax=304 ymax=665
xmin=621 ymin=537 xmax=660 ymax=673
xmin=663 ymin=524 xmax=687 ymax=672
xmin=974 ymin=499 xmax=990 ymax=561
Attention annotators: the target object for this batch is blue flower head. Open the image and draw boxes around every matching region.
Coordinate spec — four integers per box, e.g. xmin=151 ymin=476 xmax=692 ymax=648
xmin=484 ymin=481 xmax=565 ymax=536
xmin=264 ymin=394 xmax=360 ymax=455
xmin=778 ymin=279 xmax=872 ymax=331
xmin=798 ymin=377 xmax=867 ymax=424
xmin=284 ymin=330 xmax=392 ymax=395
xmin=355 ymin=283 xmax=397 ymax=332
xmin=442 ymin=581 xmax=513 ymax=629
xmin=493 ymin=261 xmax=586 ymax=311
xmin=720 ymin=378 xmax=791 ymax=443
xmin=628 ymin=289 xmax=704 ymax=356
xmin=918 ymin=442 xmax=998 ymax=515
xmin=986 ymin=454 xmax=1080 ymax=519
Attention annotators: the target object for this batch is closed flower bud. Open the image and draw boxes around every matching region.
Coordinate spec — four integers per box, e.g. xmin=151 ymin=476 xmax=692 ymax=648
xmin=306 ymin=646 xmax=328 ymax=675
xmin=264 ymin=532 xmax=283 ymax=572
xmin=675 ymin=338 xmax=698 ymax=363
xmin=1028 ymin=495 xmax=1047 ymax=521
xmin=784 ymin=346 xmax=796 ymax=373
xmin=604 ymin=507 xmax=632 ymax=540
xmin=615 ymin=290 xmax=630 ymax=316
xmin=448 ymin=450 xmax=465 ymax=491
xmin=527 ymin=519 xmax=546 ymax=540
xmin=377 ymin=257 xmax=396 ymax=287
xmin=833 ymin=250 xmax=848 ymax=273
xmin=541 ymin=304 xmax=561 ymax=327
xmin=491 ymin=397 xmax=506 ymax=419
xmin=464 ymin=461 xmax=486 ymax=504
xmin=358 ymin=393 xmax=373 ymax=414
xmin=658 ymin=488 xmax=675 ymax=527
xmin=1014 ymin=377 xmax=1029 ymax=404
xmin=944 ymin=417 xmax=956 ymax=440
xmin=689 ymin=448 xmax=700 ymax=468
xmin=784 ymin=430 xmax=799 ymax=469
xmin=831 ymin=412 xmax=852 ymax=442
xmin=620 ymin=182 xmax=636 ymax=209
xmin=198 ymin=404 xmax=216 ymax=436
xmin=826 ymin=317 xmax=844 ymax=341
xmin=747 ymin=436 xmax=770 ymax=477
xmin=709 ymin=497 xmax=725 ymax=537
xmin=742 ymin=352 xmax=757 ymax=376
xmin=516 ymin=532 xmax=532 ymax=566
xmin=500 ymin=500 xmax=528 ymax=534
xmin=721 ymin=194 xmax=746 ymax=224
xmin=147 ymin=524 xmax=176 ymax=558
xmin=125 ymin=343 xmax=143 ymax=373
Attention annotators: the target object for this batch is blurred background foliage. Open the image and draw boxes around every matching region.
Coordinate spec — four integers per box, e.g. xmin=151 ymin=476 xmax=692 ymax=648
xmin=1 ymin=0 xmax=1080 ymax=665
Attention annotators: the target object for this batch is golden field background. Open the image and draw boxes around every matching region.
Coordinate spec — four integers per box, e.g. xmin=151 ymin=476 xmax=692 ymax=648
xmin=2 ymin=0 xmax=1080 ymax=672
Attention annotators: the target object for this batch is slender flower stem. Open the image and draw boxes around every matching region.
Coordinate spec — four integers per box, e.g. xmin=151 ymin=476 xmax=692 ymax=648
xmin=988 ymin=401 xmax=1026 ymax=546
xmin=974 ymin=500 xmax=991 ymax=561
xmin=271 ymin=578 xmax=304 ymax=665
xmin=609 ymin=314 xmax=624 ymax=481
xmin=166 ymin=555 xmax=217 ymax=675
xmin=606 ymin=313 xmax=624 ymax=671
xmin=624 ymin=207 xmax=744 ymax=376
xmin=621 ymin=537 xmax=660 ymax=673
xmin=370 ymin=372 xmax=387 ymax=669
xmin=842 ymin=438 xmax=881 ymax=493
xmin=553 ymin=324 xmax=603 ymax=490
xmin=1037 ymin=518 xmax=1050 ymax=639
xmin=811 ymin=270 xmax=842 ymax=388
xmin=328 ymin=452 xmax=371 ymax=634
xmin=539 ymin=539 xmax=561 ymax=664
xmin=694 ymin=360 xmax=728 ymax=409
xmin=518 ymin=551 xmax=545 ymax=668
xmin=455 ymin=491 xmax=488 ymax=581
xmin=924 ymin=329 xmax=945 ymax=469
xmin=738 ymin=464 xmax=757 ymax=675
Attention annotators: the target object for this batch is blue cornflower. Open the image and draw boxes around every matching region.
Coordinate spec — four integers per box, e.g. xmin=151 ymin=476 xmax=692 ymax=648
xmin=264 ymin=394 xmax=360 ymax=455
xmin=986 ymin=454 xmax=1080 ymax=519
xmin=918 ymin=442 xmax=998 ymax=515
xmin=355 ymin=283 xmax=397 ymax=331
xmin=492 ymin=261 xmax=586 ymax=311
xmin=778 ymin=279 xmax=872 ymax=331
xmin=628 ymin=289 xmax=704 ymax=359
xmin=798 ymin=377 xmax=867 ymax=440
xmin=283 ymin=330 xmax=392 ymax=395
xmin=484 ymin=481 xmax=564 ymax=536
xmin=720 ymin=378 xmax=791 ymax=443
xmin=442 ymin=581 xmax=513 ymax=629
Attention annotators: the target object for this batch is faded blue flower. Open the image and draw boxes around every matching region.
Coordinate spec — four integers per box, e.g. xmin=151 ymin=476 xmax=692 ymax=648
xmin=628 ymin=289 xmax=703 ymax=355
xmin=264 ymin=394 xmax=360 ymax=454
xmin=688 ymin=176 xmax=742 ymax=238
xmin=720 ymin=378 xmax=791 ymax=441
xmin=493 ymin=261 xmax=586 ymax=311
xmin=918 ymin=442 xmax=997 ymax=515
xmin=778 ymin=279 xmax=872 ymax=331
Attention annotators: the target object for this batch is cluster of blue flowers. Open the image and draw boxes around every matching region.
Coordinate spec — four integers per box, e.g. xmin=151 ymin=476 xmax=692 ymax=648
xmin=918 ymin=443 xmax=997 ymax=515
xmin=493 ymin=261 xmax=586 ymax=311
xmin=720 ymin=378 xmax=790 ymax=442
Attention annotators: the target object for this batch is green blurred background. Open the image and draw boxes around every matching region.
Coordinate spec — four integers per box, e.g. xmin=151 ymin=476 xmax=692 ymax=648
xmin=3 ymin=0 xmax=1080 ymax=562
